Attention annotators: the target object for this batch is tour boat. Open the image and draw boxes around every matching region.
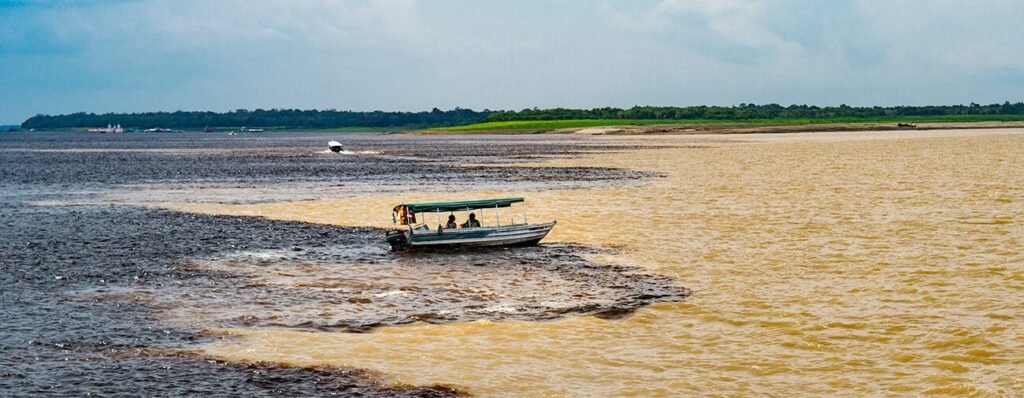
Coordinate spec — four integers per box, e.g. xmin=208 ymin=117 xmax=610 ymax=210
xmin=385 ymin=197 xmax=555 ymax=251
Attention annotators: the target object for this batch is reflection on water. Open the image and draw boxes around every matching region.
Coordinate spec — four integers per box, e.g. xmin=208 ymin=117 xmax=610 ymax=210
xmin=185 ymin=130 xmax=1024 ymax=396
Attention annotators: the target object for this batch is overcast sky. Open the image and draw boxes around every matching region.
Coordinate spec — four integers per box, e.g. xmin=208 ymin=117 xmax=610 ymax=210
xmin=1 ymin=0 xmax=1022 ymax=124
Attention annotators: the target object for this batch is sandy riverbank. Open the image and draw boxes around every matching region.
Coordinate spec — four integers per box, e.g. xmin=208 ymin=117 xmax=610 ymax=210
xmin=416 ymin=120 xmax=1024 ymax=135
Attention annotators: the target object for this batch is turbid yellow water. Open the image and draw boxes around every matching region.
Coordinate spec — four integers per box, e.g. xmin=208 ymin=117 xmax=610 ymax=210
xmin=170 ymin=129 xmax=1023 ymax=396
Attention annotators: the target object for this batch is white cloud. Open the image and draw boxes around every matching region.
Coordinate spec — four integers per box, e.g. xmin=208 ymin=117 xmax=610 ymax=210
xmin=656 ymin=0 xmax=788 ymax=49
xmin=1 ymin=0 xmax=1023 ymax=123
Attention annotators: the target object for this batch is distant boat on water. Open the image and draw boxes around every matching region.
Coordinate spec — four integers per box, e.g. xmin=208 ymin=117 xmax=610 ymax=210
xmin=328 ymin=140 xmax=343 ymax=152
xmin=87 ymin=124 xmax=125 ymax=134
xmin=239 ymin=126 xmax=264 ymax=132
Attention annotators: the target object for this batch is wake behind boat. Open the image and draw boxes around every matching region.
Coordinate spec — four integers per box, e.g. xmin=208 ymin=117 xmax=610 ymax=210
xmin=386 ymin=197 xmax=555 ymax=251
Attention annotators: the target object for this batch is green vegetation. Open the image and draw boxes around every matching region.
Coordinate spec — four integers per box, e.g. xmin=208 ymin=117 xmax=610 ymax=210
xmin=482 ymin=102 xmax=1024 ymax=122
xmin=309 ymin=126 xmax=416 ymax=132
xmin=434 ymin=114 xmax=1024 ymax=132
xmin=436 ymin=119 xmax=699 ymax=131
xmin=20 ymin=102 xmax=1024 ymax=132
xmin=21 ymin=108 xmax=491 ymax=130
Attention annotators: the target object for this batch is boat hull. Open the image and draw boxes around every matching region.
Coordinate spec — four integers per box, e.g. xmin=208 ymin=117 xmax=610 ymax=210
xmin=387 ymin=221 xmax=555 ymax=251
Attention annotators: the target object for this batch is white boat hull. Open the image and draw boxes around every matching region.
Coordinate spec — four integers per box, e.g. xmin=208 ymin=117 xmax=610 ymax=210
xmin=388 ymin=221 xmax=556 ymax=250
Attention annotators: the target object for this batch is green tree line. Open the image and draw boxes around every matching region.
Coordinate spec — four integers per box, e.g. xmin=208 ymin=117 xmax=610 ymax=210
xmin=20 ymin=102 xmax=1024 ymax=130
xmin=21 ymin=108 xmax=492 ymax=130
xmin=484 ymin=102 xmax=1024 ymax=122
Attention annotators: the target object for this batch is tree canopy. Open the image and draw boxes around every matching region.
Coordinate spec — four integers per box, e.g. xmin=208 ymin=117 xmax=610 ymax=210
xmin=21 ymin=108 xmax=491 ymax=130
xmin=482 ymin=102 xmax=1024 ymax=122
xmin=19 ymin=102 xmax=1024 ymax=130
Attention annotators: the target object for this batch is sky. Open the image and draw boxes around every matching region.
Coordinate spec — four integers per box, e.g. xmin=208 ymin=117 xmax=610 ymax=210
xmin=1 ymin=0 xmax=1023 ymax=124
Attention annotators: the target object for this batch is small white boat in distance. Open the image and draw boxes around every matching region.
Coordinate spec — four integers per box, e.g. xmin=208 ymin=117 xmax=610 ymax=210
xmin=328 ymin=140 xmax=343 ymax=153
xmin=386 ymin=197 xmax=555 ymax=251
xmin=87 ymin=124 xmax=125 ymax=134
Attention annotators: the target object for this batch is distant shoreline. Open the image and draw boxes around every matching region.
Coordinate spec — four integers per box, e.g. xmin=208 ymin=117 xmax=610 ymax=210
xmin=415 ymin=120 xmax=1024 ymax=136
xmin=12 ymin=120 xmax=1024 ymax=136
xmin=8 ymin=127 xmax=412 ymax=133
xmin=18 ymin=103 xmax=1024 ymax=134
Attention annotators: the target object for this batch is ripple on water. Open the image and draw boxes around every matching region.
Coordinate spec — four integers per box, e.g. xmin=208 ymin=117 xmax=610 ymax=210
xmin=105 ymin=243 xmax=690 ymax=332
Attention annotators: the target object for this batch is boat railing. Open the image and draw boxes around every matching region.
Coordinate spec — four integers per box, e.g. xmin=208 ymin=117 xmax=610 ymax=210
xmin=395 ymin=199 xmax=536 ymax=231
xmin=409 ymin=221 xmax=550 ymax=237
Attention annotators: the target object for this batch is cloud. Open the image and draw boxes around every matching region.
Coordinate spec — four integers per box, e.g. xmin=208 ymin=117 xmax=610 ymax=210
xmin=657 ymin=0 xmax=791 ymax=51
xmin=1 ymin=0 xmax=1022 ymax=123
xmin=1 ymin=0 xmax=439 ymax=109
xmin=596 ymin=0 xmax=1023 ymax=103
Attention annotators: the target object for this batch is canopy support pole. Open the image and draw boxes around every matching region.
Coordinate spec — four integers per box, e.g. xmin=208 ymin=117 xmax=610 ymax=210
xmin=495 ymin=204 xmax=500 ymax=226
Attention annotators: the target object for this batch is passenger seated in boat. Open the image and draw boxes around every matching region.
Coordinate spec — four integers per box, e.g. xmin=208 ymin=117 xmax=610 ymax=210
xmin=446 ymin=215 xmax=458 ymax=229
xmin=461 ymin=213 xmax=481 ymax=228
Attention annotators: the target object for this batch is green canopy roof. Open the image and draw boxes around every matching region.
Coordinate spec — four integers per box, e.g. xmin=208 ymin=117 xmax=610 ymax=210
xmin=398 ymin=197 xmax=524 ymax=213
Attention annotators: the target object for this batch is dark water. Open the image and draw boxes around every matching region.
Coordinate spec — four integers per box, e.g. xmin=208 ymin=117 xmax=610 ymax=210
xmin=0 ymin=132 xmax=686 ymax=396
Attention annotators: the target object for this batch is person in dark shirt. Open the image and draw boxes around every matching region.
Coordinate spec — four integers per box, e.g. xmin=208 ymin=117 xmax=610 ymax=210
xmin=461 ymin=213 xmax=481 ymax=228
xmin=446 ymin=214 xmax=458 ymax=229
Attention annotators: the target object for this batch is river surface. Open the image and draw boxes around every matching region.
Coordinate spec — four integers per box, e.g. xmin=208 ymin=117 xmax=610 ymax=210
xmin=3 ymin=129 xmax=1022 ymax=396
xmin=1 ymin=131 xmax=680 ymax=396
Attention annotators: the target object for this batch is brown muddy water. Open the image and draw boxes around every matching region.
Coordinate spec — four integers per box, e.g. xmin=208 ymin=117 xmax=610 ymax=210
xmin=3 ymin=129 xmax=1023 ymax=396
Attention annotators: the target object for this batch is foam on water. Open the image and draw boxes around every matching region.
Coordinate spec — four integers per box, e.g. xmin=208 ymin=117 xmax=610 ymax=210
xmin=117 ymin=243 xmax=688 ymax=332
xmin=317 ymin=149 xmax=383 ymax=155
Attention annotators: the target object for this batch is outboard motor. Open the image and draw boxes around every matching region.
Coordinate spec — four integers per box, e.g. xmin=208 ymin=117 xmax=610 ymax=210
xmin=386 ymin=230 xmax=410 ymax=251
xmin=328 ymin=140 xmax=343 ymax=153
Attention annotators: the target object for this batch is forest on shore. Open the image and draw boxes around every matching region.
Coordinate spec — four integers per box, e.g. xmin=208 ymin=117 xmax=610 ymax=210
xmin=19 ymin=102 xmax=1024 ymax=130
xmin=20 ymin=108 xmax=491 ymax=130
xmin=481 ymin=102 xmax=1024 ymax=122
